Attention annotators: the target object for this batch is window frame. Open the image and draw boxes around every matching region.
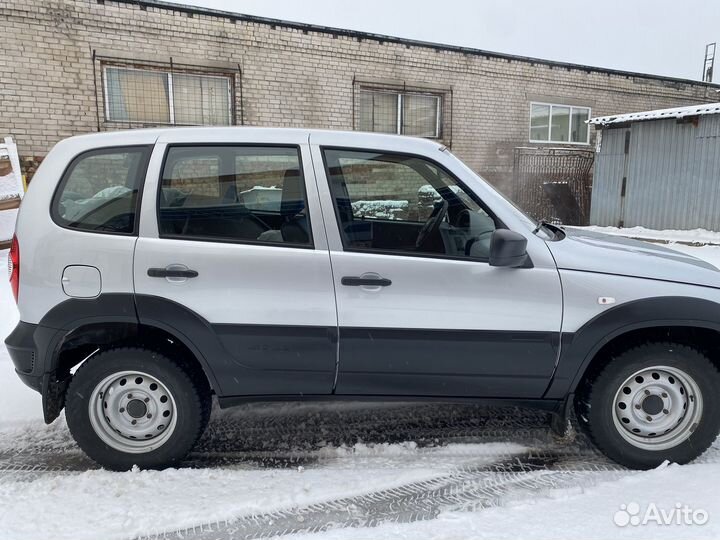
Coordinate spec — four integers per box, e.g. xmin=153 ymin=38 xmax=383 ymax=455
xmin=103 ymin=64 xmax=234 ymax=126
xmin=156 ymin=143 xmax=315 ymax=250
xmin=50 ymin=145 xmax=153 ymax=236
xmin=358 ymin=88 xmax=443 ymax=139
xmin=320 ymin=145 xmax=506 ymax=264
xmin=528 ymin=102 xmax=591 ymax=145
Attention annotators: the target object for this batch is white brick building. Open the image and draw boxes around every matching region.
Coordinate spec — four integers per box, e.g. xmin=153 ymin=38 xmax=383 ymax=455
xmin=2 ymin=0 xmax=718 ymax=202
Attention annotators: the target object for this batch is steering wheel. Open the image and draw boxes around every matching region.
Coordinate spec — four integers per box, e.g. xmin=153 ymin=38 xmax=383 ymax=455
xmin=415 ymin=200 xmax=449 ymax=249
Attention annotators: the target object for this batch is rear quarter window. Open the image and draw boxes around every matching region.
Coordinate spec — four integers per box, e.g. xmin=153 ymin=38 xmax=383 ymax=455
xmin=51 ymin=146 xmax=151 ymax=235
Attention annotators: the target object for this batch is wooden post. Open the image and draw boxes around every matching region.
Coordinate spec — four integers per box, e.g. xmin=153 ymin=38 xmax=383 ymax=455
xmin=2 ymin=137 xmax=24 ymax=199
xmin=1 ymin=136 xmax=24 ymax=246
xmin=0 ymin=197 xmax=20 ymax=212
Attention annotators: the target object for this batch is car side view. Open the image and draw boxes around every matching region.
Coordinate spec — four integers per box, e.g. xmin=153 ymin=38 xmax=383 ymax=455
xmin=5 ymin=127 xmax=720 ymax=471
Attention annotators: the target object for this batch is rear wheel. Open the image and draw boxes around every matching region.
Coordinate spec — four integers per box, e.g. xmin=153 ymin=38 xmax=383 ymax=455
xmin=581 ymin=342 xmax=720 ymax=469
xmin=66 ymin=347 xmax=210 ymax=470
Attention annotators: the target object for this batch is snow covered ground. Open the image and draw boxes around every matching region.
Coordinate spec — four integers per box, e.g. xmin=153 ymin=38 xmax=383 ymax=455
xmin=0 ymin=208 xmax=17 ymax=242
xmin=0 ymin=162 xmax=22 ymax=241
xmin=0 ymin=170 xmax=23 ymax=200
xmin=579 ymin=226 xmax=720 ymax=246
xmin=1 ymin=230 xmax=720 ymax=540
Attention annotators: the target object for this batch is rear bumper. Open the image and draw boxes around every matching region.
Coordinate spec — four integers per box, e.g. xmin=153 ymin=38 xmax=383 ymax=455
xmin=5 ymin=321 xmax=46 ymax=393
xmin=5 ymin=321 xmax=68 ymax=423
xmin=15 ymin=368 xmax=43 ymax=393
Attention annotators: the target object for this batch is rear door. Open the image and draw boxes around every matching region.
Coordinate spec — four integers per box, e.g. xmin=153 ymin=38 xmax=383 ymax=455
xmin=310 ymin=133 xmax=563 ymax=398
xmin=134 ymin=131 xmax=338 ymax=397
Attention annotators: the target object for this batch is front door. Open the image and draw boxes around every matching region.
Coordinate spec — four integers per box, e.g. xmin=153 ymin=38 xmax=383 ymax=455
xmin=311 ymin=139 xmax=562 ymax=398
xmin=134 ymin=135 xmax=338 ymax=397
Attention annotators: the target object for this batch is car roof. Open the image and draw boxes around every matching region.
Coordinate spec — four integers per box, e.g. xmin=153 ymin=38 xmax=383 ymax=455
xmin=57 ymin=127 xmax=445 ymax=152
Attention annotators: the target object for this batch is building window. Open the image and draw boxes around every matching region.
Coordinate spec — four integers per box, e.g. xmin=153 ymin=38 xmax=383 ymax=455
xmin=358 ymin=89 xmax=442 ymax=138
xmin=104 ymin=66 xmax=233 ymax=125
xmin=529 ymin=103 xmax=590 ymax=144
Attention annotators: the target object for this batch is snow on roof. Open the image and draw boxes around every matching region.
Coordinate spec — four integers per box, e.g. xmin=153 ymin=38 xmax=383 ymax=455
xmin=588 ymin=102 xmax=720 ymax=127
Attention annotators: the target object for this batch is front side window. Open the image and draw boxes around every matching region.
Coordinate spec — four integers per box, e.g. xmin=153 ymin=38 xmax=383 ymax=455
xmin=323 ymin=149 xmax=497 ymax=260
xmin=358 ymin=89 xmax=441 ymax=138
xmin=530 ymin=102 xmax=590 ymax=144
xmin=158 ymin=146 xmax=311 ymax=247
xmin=52 ymin=146 xmax=151 ymax=234
xmin=105 ymin=66 xmax=232 ymax=126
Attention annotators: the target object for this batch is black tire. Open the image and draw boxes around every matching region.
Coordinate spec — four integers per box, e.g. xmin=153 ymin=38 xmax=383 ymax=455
xmin=580 ymin=342 xmax=720 ymax=469
xmin=65 ymin=347 xmax=211 ymax=471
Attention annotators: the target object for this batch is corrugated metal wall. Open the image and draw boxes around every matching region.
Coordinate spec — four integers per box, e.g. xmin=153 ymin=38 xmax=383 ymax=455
xmin=590 ymin=114 xmax=720 ymax=230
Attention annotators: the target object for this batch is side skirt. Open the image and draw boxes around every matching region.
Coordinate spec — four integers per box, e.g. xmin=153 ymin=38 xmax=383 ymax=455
xmin=217 ymin=394 xmax=563 ymax=412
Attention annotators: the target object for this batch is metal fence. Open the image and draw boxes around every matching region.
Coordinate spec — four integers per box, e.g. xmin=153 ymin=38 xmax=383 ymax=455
xmin=512 ymin=147 xmax=595 ymax=225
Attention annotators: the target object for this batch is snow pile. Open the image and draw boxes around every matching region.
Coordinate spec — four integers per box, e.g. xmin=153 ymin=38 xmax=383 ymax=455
xmin=317 ymin=441 xmax=525 ymax=460
xmin=351 ymin=200 xmax=409 ymax=220
xmin=0 ymin=172 xmax=21 ymax=200
xmin=320 ymin=441 xmax=420 ymax=457
xmin=577 ymin=226 xmax=720 ymax=245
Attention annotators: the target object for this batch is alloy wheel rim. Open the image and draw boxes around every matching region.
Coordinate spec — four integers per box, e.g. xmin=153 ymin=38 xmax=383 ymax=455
xmin=612 ymin=365 xmax=702 ymax=451
xmin=88 ymin=370 xmax=177 ymax=454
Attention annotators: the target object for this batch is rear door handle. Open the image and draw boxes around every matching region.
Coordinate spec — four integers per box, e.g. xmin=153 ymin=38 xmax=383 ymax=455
xmin=341 ymin=276 xmax=392 ymax=287
xmin=147 ymin=267 xmax=199 ymax=278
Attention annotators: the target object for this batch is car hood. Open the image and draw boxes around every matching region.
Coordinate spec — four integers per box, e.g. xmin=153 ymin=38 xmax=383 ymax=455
xmin=546 ymin=228 xmax=720 ymax=288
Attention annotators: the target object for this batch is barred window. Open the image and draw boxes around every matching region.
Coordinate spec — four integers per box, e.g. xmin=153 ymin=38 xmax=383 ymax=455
xmin=104 ymin=66 xmax=232 ymax=125
xmin=358 ymin=89 xmax=441 ymax=138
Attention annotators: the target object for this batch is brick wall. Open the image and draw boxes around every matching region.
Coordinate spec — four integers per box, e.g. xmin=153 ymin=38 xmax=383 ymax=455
xmin=1 ymin=0 xmax=718 ymax=195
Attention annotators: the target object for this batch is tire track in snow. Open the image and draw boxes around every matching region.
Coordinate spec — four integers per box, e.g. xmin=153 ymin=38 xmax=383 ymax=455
xmin=137 ymin=404 xmax=627 ymax=539
xmin=141 ymin=450 xmax=627 ymax=540
xmin=0 ymin=403 xmax=671 ymax=539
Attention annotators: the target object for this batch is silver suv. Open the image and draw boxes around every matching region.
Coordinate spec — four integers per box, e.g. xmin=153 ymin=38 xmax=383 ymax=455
xmin=6 ymin=128 xmax=720 ymax=470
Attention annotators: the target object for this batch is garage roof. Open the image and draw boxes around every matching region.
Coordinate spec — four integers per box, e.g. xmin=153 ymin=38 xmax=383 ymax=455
xmin=589 ymin=102 xmax=720 ymax=127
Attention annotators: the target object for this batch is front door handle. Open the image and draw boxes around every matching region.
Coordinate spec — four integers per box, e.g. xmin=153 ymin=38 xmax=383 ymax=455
xmin=341 ymin=276 xmax=392 ymax=287
xmin=147 ymin=267 xmax=199 ymax=278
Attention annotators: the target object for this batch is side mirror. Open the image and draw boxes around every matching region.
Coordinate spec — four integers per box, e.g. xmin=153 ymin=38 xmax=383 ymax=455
xmin=488 ymin=230 xmax=531 ymax=268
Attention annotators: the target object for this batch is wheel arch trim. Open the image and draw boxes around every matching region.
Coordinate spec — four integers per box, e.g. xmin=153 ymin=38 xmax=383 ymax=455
xmin=38 ymin=293 xmax=225 ymax=395
xmin=545 ymin=296 xmax=720 ymax=399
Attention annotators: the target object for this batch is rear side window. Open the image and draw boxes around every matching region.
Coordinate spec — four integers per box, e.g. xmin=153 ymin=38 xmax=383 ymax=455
xmin=52 ymin=146 xmax=151 ymax=234
xmin=158 ymin=146 xmax=311 ymax=247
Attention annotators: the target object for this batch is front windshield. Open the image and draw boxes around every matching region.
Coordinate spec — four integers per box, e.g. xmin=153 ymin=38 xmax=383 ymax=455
xmin=443 ymin=148 xmax=539 ymax=230
xmin=441 ymin=149 xmax=567 ymax=241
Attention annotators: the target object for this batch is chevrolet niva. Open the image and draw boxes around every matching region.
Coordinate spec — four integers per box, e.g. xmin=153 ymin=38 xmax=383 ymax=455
xmin=6 ymin=128 xmax=720 ymax=470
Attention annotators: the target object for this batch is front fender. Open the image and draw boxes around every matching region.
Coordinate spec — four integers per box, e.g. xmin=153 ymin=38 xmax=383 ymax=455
xmin=544 ymin=296 xmax=720 ymax=399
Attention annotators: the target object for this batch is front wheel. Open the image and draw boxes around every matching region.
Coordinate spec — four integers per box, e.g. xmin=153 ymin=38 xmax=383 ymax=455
xmin=65 ymin=347 xmax=210 ymax=471
xmin=581 ymin=342 xmax=720 ymax=469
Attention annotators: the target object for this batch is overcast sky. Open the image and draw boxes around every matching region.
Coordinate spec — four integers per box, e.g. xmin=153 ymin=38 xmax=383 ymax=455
xmin=182 ymin=0 xmax=720 ymax=82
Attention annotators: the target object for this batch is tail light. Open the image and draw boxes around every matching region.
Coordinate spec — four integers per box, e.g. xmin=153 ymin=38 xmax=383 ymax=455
xmin=8 ymin=234 xmax=19 ymax=303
